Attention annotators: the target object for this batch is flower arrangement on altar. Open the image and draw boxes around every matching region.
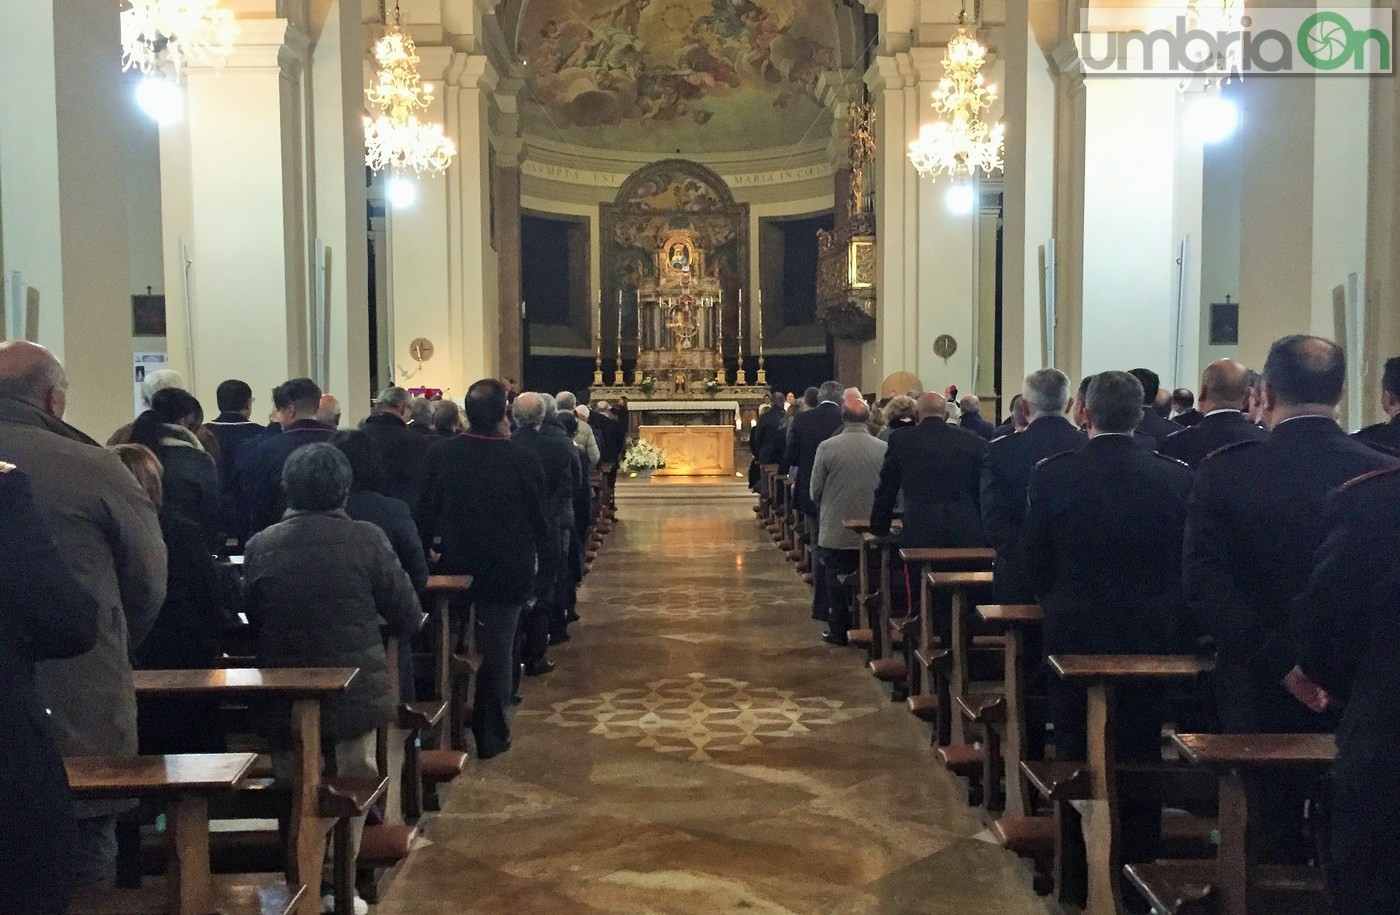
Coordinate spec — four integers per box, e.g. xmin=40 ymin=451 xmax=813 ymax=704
xmin=638 ymin=375 xmax=658 ymax=396
xmin=702 ymin=377 xmax=722 ymax=396
xmin=620 ymin=439 xmax=666 ymax=474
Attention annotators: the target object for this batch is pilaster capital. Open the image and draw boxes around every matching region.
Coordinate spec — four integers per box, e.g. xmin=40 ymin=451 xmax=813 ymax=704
xmin=864 ymin=54 xmax=906 ymax=92
xmin=415 ymin=44 xmax=456 ymax=83
xmin=908 ymin=45 xmax=945 ymax=83
xmin=1050 ymin=40 xmax=1086 ymax=93
xmin=447 ymin=52 xmax=495 ymax=92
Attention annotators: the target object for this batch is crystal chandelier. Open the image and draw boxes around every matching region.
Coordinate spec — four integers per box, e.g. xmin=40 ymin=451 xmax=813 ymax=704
xmin=364 ymin=5 xmax=456 ymax=175
xmin=907 ymin=23 xmax=1004 ymax=180
xmin=119 ymin=0 xmax=236 ymax=76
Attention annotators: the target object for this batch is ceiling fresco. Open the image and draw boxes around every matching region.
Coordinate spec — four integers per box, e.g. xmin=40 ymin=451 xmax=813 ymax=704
xmin=515 ymin=0 xmax=846 ymax=153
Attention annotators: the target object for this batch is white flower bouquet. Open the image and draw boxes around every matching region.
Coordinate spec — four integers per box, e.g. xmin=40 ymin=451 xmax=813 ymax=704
xmin=620 ymin=439 xmax=666 ymax=473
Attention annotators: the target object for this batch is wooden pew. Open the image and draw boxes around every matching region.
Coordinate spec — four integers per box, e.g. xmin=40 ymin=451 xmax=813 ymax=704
xmin=902 ymin=555 xmax=995 ymax=731
xmin=863 ymin=530 xmax=906 ymax=690
xmin=422 ymin=575 xmax=474 ymax=753
xmin=977 ymin=603 xmax=1044 ymax=819
xmin=1047 ymin=654 xmax=1215 ymax=915
xmin=133 ymin=669 xmax=357 ymax=915
xmin=1124 ymin=733 xmax=1335 ymax=915
xmin=67 ymin=753 xmax=303 ymax=915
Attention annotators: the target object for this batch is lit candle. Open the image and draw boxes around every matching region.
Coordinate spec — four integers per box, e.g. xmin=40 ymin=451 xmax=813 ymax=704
xmin=757 ymin=289 xmax=764 ymax=341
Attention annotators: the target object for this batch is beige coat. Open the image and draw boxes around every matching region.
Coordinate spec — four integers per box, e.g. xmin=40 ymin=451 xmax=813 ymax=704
xmin=0 ymin=396 xmax=167 ymax=813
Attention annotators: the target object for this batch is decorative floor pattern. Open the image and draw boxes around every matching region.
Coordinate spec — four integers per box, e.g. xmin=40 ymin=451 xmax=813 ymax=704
xmin=525 ymin=672 xmax=879 ymax=762
xmin=376 ymin=485 xmax=1053 ymax=914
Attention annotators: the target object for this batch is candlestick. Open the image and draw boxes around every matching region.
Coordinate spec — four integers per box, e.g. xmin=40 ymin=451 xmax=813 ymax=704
xmin=613 ymin=291 xmax=624 ymax=386
xmin=756 ymin=289 xmax=766 ymax=385
xmin=593 ymin=293 xmax=605 ymax=385
xmin=735 ymin=287 xmax=748 ymax=386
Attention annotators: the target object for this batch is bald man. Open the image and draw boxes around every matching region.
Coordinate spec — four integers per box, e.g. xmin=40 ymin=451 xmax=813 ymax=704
xmin=0 ymin=341 xmax=167 ymax=887
xmin=870 ymin=390 xmax=987 ymax=549
xmin=316 ymin=394 xmax=342 ymax=428
xmin=1157 ymin=359 xmax=1268 ymax=468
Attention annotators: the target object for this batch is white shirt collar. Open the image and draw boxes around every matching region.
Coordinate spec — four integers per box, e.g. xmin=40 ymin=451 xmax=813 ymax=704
xmin=1205 ymin=408 xmax=1241 ymax=417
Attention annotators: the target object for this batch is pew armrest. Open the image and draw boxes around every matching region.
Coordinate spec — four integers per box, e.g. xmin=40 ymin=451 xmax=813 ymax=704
xmin=1021 ymin=760 xmax=1090 ymax=801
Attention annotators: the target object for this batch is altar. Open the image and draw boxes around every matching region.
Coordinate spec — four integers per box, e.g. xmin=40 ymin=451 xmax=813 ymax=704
xmin=639 ymin=425 xmax=735 ymax=477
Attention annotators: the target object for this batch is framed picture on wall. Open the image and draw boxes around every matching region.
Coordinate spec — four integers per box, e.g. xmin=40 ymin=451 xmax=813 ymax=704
xmin=132 ymin=293 xmax=167 ymax=336
xmin=1209 ymin=298 xmax=1239 ymax=346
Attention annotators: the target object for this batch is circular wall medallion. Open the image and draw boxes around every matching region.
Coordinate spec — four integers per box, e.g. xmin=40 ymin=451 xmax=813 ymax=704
xmin=933 ymin=334 xmax=958 ymax=360
xmin=408 ymin=337 xmax=435 ymax=362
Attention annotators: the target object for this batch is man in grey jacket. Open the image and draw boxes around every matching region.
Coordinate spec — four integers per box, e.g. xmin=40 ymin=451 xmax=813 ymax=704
xmin=557 ymin=391 xmax=599 ymax=467
xmin=0 ymin=341 xmax=167 ymax=888
xmin=810 ymin=389 xmax=887 ymax=645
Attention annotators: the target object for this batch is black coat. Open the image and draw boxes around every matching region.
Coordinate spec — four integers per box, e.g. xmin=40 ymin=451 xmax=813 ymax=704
xmin=871 ymin=419 xmax=987 ymax=548
xmin=1184 ymin=417 xmax=1400 ymax=719
xmin=204 ymin=414 xmax=264 ymax=541
xmin=782 ymin=401 xmax=843 ymax=516
xmin=512 ymin=423 xmax=581 ymax=540
xmin=1172 ymin=409 xmax=1204 ymax=428
xmin=1134 ymin=409 xmax=1180 ymax=448
xmin=590 ymin=413 xmax=625 ymax=465
xmin=1354 ymin=415 xmax=1400 ymax=452
xmin=345 ymin=490 xmax=430 ymax=592
xmin=959 ymin=413 xmax=997 ymax=440
xmin=359 ymin=412 xmax=430 ymax=509
xmin=0 ymin=468 xmax=99 ymax=914
xmin=1157 ymin=409 xmax=1268 ymax=469
xmin=750 ymin=407 xmax=783 ymax=460
xmin=1024 ymin=435 xmax=1195 ymax=656
xmin=136 ymin=508 xmax=235 ymax=671
xmin=980 ymin=415 xmax=1086 ymax=602
xmin=236 ymin=419 xmax=338 ymax=533
xmin=418 ymin=433 xmax=549 ymax=606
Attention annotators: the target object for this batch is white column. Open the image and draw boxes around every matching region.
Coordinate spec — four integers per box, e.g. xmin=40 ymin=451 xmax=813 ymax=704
xmin=448 ymin=53 xmax=499 ymax=385
xmin=865 ymin=54 xmax=914 ymax=387
xmin=159 ymin=17 xmax=311 ymax=412
xmin=308 ymin=0 xmax=372 ymax=418
xmin=0 ymin=0 xmax=134 ymax=436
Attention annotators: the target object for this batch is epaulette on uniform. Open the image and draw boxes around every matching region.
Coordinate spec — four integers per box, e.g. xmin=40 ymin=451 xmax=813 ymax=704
xmin=1032 ymin=449 xmax=1078 ymax=471
xmin=1338 ymin=464 xmax=1400 ymax=492
xmin=1200 ymin=437 xmax=1261 ymax=465
xmin=1153 ymin=452 xmax=1191 ymax=469
xmin=0 ymin=461 xmax=13 ymax=473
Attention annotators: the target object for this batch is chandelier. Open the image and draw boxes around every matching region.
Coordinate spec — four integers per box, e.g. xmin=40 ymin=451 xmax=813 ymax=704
xmin=907 ymin=24 xmax=1004 ymax=180
xmin=363 ymin=6 xmax=456 ymax=175
xmin=119 ymin=0 xmax=236 ymax=76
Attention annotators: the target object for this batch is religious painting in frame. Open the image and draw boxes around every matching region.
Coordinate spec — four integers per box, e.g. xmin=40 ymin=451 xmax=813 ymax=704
xmin=132 ymin=293 xmax=167 ymax=337
xmin=1209 ymin=300 xmax=1239 ymax=346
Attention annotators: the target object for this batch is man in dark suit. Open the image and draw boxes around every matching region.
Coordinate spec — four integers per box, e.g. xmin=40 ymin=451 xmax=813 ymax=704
xmin=783 ymin=380 xmax=844 ymax=621
xmin=957 ymin=394 xmax=997 ymax=440
xmin=1170 ymin=388 xmax=1203 ymax=427
xmin=981 ymin=368 xmax=1086 ymax=604
xmin=1128 ymin=367 xmax=1180 ymax=447
xmin=359 ymin=386 xmax=429 ymax=508
xmin=870 ymin=391 xmax=987 ymax=549
xmin=1353 ymin=355 xmax=1400 ymax=451
xmin=1184 ymin=335 xmax=1400 ymax=862
xmin=991 ymin=393 xmax=1024 ymax=438
xmin=748 ymin=391 xmax=784 ymax=488
xmin=418 ymin=379 xmax=548 ymax=759
xmin=510 ymin=392 xmax=580 ymax=674
xmin=1158 ymin=359 xmax=1267 ymax=468
xmin=589 ymin=401 xmax=625 ymax=498
xmin=1291 ymin=466 xmax=1400 ymax=912
xmin=204 ymin=379 xmax=264 ymax=545
xmin=237 ymin=378 xmax=337 ymax=533
xmin=1024 ymin=371 xmax=1195 ymax=891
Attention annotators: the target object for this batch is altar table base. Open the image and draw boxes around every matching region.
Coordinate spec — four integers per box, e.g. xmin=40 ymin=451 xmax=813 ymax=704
xmin=639 ymin=425 xmax=735 ymax=477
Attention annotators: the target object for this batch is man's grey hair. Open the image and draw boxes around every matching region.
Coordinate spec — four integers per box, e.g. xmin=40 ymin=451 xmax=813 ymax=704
xmin=409 ymin=397 xmax=433 ymax=425
xmin=958 ymin=394 xmax=981 ymax=416
xmin=282 ymin=443 xmax=352 ymax=511
xmin=840 ymin=387 xmax=869 ymax=424
xmin=142 ymin=369 xmax=185 ymax=408
xmin=1085 ymin=371 xmax=1145 ymax=434
xmin=375 ymin=386 xmax=411 ymax=410
xmin=540 ymin=392 xmax=558 ymax=420
xmin=513 ymin=391 xmax=546 ymax=428
xmin=1023 ymin=368 xmax=1071 ymax=416
xmin=817 ymin=380 xmax=843 ymax=403
xmin=555 ymin=391 xmax=578 ymax=411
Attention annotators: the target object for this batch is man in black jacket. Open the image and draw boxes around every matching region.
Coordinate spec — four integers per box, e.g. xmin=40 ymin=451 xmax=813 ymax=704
xmin=957 ymin=394 xmax=997 ymax=440
xmin=1128 ymin=367 xmax=1180 ymax=447
xmin=1170 ymin=388 xmax=1203 ymax=427
xmin=1353 ymin=355 xmax=1400 ymax=451
xmin=871 ymin=391 xmax=987 ymax=549
xmin=1184 ymin=335 xmax=1400 ymax=862
xmin=511 ymin=393 xmax=580 ymax=672
xmin=1291 ymin=466 xmax=1400 ymax=912
xmin=981 ymin=368 xmax=1086 ymax=604
xmin=1024 ymin=371 xmax=1195 ymax=893
xmin=359 ymin=386 xmax=429 ymax=508
xmin=782 ymin=380 xmax=844 ymax=620
xmin=418 ymin=379 xmax=549 ymax=759
xmin=203 ymin=378 xmax=264 ymax=545
xmin=236 ymin=378 xmax=337 ymax=534
xmin=1158 ymin=359 xmax=1267 ymax=468
xmin=748 ymin=391 xmax=784 ymax=488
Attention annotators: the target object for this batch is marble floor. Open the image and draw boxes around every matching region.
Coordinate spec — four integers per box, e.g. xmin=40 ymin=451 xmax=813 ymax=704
xmin=377 ymin=486 xmax=1054 ymax=914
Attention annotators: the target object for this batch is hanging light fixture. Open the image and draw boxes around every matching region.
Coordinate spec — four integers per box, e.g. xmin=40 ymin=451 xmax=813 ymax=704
xmin=907 ymin=12 xmax=1004 ymax=181
xmin=119 ymin=0 xmax=236 ymax=77
xmin=364 ymin=4 xmax=456 ymax=177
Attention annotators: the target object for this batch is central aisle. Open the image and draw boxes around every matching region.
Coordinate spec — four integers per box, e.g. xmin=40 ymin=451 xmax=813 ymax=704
xmin=379 ymin=489 xmax=1051 ymax=913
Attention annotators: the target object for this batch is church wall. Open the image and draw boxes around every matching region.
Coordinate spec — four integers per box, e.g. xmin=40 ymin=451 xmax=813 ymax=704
xmin=121 ymin=72 xmax=169 ymax=373
xmin=1197 ymin=117 xmax=1243 ymax=376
